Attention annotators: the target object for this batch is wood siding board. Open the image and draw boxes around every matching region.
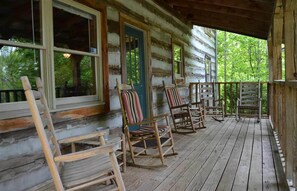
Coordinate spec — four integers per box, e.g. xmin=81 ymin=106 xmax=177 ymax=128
xmin=108 ymin=33 xmax=120 ymax=46
xmin=107 ymin=20 xmax=120 ymax=34
xmin=109 ymin=65 xmax=121 ymax=75
xmin=151 ymin=37 xmax=173 ymax=51
xmin=151 ymin=52 xmax=171 ymax=63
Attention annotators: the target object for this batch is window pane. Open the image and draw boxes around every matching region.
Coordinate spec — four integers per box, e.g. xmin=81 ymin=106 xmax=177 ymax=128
xmin=53 ymin=2 xmax=97 ymax=53
xmin=0 ymin=0 xmax=42 ymax=45
xmin=174 ymin=61 xmax=180 ymax=74
xmin=0 ymin=46 xmax=41 ymax=103
xmin=173 ymin=44 xmax=182 ymax=75
xmin=54 ymin=52 xmax=96 ymax=98
xmin=125 ymin=35 xmax=141 ymax=84
xmin=173 ymin=45 xmax=181 ymax=62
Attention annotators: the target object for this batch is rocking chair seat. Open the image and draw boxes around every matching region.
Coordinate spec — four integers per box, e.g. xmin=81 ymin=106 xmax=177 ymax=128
xmin=129 ymin=125 xmax=169 ymax=137
xmin=61 ymin=154 xmax=112 ymax=188
xmin=172 ymin=110 xmax=190 ymax=118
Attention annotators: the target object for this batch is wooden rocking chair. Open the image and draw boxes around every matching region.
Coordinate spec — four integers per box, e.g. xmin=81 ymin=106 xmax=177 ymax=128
xmin=21 ymin=76 xmax=125 ymax=191
xmin=116 ymin=79 xmax=177 ymax=168
xmin=199 ymin=82 xmax=225 ymax=122
xmin=163 ymin=81 xmax=205 ymax=134
xmin=236 ymin=81 xmax=262 ymax=122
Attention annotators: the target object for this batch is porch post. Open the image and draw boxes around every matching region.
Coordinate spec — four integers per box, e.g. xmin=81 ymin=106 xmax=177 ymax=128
xmin=283 ymin=0 xmax=297 ymax=186
xmin=271 ymin=0 xmax=283 ymax=137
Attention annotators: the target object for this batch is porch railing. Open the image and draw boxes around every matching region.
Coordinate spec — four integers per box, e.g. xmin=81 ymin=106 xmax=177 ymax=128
xmin=0 ymin=86 xmax=91 ymax=103
xmin=271 ymin=80 xmax=297 ymax=186
xmin=189 ymin=82 xmax=270 ymax=116
xmin=0 ymin=89 xmax=26 ymax=103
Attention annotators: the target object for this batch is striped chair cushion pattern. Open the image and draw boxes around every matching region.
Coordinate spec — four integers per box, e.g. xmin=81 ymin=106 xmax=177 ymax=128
xmin=166 ymin=87 xmax=183 ymax=107
xmin=121 ymin=90 xmax=144 ymax=124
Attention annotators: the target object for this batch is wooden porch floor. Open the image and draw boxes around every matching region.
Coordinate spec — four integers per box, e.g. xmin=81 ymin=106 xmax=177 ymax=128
xmin=122 ymin=117 xmax=289 ymax=191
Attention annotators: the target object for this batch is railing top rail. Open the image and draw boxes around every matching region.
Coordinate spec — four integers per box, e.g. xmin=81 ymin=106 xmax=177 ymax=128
xmin=189 ymin=81 xmax=269 ymax=85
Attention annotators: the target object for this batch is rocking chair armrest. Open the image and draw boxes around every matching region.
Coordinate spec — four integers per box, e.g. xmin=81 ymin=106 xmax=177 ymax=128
xmin=58 ymin=131 xmax=106 ymax=144
xmin=54 ymin=144 xmax=115 ymax=162
xmin=170 ymin=103 xmax=190 ymax=109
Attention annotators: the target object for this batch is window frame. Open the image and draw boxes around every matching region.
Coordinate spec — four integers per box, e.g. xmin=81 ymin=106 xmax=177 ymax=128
xmin=0 ymin=0 xmax=109 ymax=120
xmin=172 ymin=40 xmax=185 ymax=82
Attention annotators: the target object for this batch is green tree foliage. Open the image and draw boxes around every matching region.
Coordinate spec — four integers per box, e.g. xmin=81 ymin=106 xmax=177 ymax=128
xmin=217 ymin=31 xmax=268 ymax=82
xmin=0 ymin=46 xmax=40 ymax=90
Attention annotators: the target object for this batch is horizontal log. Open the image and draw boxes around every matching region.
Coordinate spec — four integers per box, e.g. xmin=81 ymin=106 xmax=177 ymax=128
xmin=0 ymin=105 xmax=106 ymax=133
xmin=152 ymin=67 xmax=172 ymax=77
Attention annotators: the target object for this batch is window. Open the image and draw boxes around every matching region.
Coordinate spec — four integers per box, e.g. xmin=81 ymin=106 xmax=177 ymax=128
xmin=205 ymin=55 xmax=211 ymax=82
xmin=0 ymin=0 xmax=105 ymax=119
xmin=172 ymin=43 xmax=184 ymax=82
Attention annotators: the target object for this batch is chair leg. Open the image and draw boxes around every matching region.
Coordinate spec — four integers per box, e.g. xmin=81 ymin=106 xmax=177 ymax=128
xmin=109 ymin=152 xmax=125 ymax=191
xmin=173 ymin=118 xmax=178 ymax=133
xmin=126 ymin=132 xmax=136 ymax=164
xmin=154 ymin=124 xmax=165 ymax=165
xmin=168 ymin=129 xmax=176 ymax=154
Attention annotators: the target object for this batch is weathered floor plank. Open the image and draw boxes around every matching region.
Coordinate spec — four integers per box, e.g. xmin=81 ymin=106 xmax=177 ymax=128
xmin=216 ymin=118 xmax=249 ymax=191
xmin=262 ymin=119 xmax=278 ymax=191
xmin=122 ymin=117 xmax=289 ymax=191
xmin=248 ymin=119 xmax=263 ymax=191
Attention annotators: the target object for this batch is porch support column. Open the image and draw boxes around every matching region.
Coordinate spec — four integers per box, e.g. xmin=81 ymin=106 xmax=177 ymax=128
xmin=267 ymin=33 xmax=274 ymax=120
xmin=283 ymin=0 xmax=297 ymax=186
xmin=271 ymin=0 xmax=283 ymax=138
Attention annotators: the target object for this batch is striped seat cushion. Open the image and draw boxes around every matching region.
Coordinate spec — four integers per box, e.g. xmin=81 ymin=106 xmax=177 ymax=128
xmin=130 ymin=125 xmax=169 ymax=137
xmin=166 ymin=87 xmax=183 ymax=107
xmin=121 ymin=90 xmax=144 ymax=124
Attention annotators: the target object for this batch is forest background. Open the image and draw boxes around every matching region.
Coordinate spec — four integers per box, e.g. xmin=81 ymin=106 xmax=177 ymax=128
xmin=217 ymin=31 xmax=269 ymax=82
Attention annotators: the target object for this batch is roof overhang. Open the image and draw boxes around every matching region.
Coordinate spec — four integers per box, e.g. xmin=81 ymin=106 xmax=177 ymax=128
xmin=154 ymin=0 xmax=275 ymax=39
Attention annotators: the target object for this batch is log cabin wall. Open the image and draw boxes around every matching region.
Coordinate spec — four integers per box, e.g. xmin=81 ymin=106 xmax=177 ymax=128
xmin=0 ymin=0 xmax=215 ymax=190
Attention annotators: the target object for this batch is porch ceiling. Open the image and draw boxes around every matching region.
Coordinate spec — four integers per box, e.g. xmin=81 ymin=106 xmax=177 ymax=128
xmin=154 ymin=0 xmax=275 ymax=39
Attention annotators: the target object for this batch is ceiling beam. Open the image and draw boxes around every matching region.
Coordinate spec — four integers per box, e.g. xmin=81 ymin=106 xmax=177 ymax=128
xmin=192 ymin=20 xmax=267 ymax=39
xmin=164 ymin=0 xmax=274 ymax=14
xmin=190 ymin=12 xmax=269 ymax=39
xmin=174 ymin=6 xmax=272 ymax=24
xmin=169 ymin=2 xmax=272 ymax=22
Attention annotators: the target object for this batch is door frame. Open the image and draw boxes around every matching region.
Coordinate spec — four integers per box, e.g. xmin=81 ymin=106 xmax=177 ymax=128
xmin=120 ymin=13 xmax=152 ymax=118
